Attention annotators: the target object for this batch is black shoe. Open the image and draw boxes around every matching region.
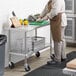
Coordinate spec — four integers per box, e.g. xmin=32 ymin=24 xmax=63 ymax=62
xmin=51 ymin=54 xmax=67 ymax=62
xmin=61 ymin=58 xmax=67 ymax=62
xmin=47 ymin=60 xmax=61 ymax=65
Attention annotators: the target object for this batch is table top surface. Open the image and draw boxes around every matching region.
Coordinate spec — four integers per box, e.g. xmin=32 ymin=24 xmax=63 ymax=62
xmin=4 ymin=23 xmax=50 ymax=32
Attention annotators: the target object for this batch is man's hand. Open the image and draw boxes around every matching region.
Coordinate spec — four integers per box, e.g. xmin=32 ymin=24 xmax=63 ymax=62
xmin=42 ymin=16 xmax=49 ymax=20
xmin=36 ymin=18 xmax=42 ymax=22
xmin=36 ymin=16 xmax=48 ymax=22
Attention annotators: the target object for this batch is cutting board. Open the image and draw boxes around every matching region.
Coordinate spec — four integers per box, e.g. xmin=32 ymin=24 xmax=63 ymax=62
xmin=10 ymin=16 xmax=21 ymax=28
xmin=29 ymin=20 xmax=49 ymax=26
xmin=66 ymin=58 xmax=76 ymax=69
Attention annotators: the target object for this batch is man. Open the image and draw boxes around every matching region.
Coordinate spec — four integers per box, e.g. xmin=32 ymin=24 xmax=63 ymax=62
xmin=37 ymin=0 xmax=67 ymax=64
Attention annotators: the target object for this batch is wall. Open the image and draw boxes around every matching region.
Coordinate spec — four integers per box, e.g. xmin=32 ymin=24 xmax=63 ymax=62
xmin=0 ymin=0 xmax=49 ymax=33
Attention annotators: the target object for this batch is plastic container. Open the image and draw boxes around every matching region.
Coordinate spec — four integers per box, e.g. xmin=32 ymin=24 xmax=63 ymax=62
xmin=0 ymin=35 xmax=7 ymax=76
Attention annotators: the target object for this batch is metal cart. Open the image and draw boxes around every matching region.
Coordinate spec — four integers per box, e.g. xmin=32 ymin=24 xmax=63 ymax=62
xmin=3 ymin=25 xmax=50 ymax=71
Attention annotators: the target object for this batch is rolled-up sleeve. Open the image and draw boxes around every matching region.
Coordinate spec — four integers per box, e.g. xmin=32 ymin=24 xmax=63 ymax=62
xmin=40 ymin=4 xmax=49 ymax=18
xmin=47 ymin=0 xmax=61 ymax=19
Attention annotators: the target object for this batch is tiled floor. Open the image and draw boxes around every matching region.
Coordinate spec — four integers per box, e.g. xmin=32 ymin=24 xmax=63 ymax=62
xmin=4 ymin=46 xmax=76 ymax=76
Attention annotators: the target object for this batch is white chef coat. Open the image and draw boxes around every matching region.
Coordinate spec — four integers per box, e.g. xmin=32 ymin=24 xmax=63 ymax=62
xmin=40 ymin=0 xmax=67 ymax=26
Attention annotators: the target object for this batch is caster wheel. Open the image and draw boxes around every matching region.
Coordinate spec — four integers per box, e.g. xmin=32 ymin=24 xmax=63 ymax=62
xmin=36 ymin=51 xmax=40 ymax=57
xmin=25 ymin=65 xmax=31 ymax=72
xmin=9 ymin=62 xmax=15 ymax=69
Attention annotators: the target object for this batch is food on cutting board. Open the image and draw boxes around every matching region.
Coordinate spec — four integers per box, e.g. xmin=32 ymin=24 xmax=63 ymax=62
xmin=19 ymin=19 xmax=29 ymax=26
xmin=23 ymin=19 xmax=29 ymax=25
xmin=19 ymin=19 xmax=23 ymax=25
